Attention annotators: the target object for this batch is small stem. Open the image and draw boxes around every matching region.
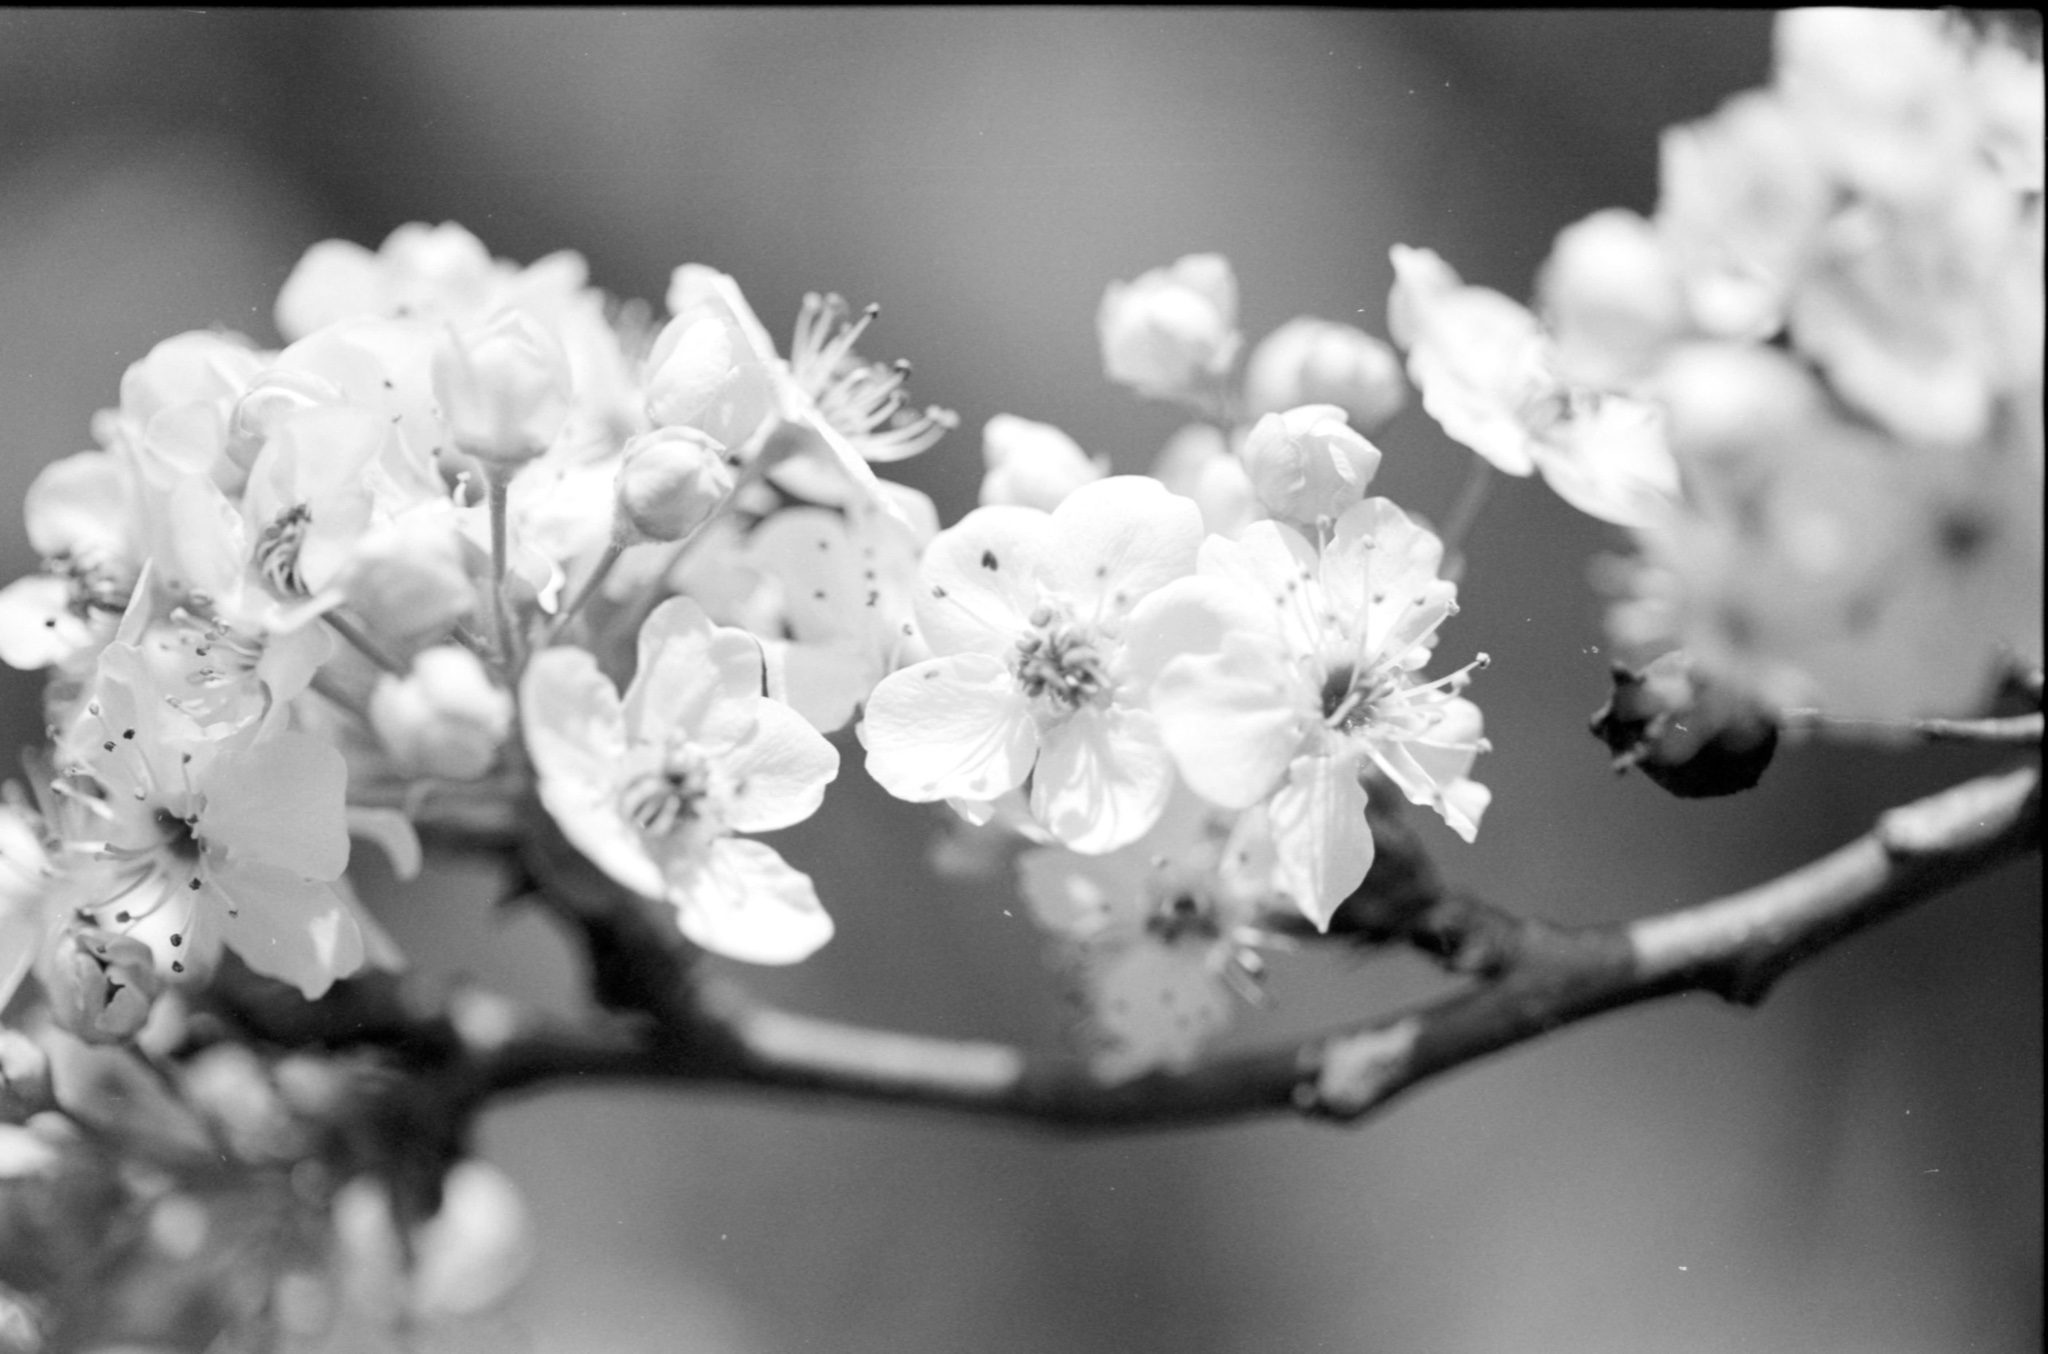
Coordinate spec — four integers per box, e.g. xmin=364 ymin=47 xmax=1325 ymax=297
xmin=324 ymin=611 xmax=407 ymax=677
xmin=1439 ymin=458 xmax=1493 ymax=582
xmin=1782 ymin=709 xmax=2044 ymax=747
xmin=485 ymin=468 xmax=516 ymax=669
xmin=542 ymin=540 xmax=627 ymax=649
xmin=309 ymin=670 xmax=374 ymax=725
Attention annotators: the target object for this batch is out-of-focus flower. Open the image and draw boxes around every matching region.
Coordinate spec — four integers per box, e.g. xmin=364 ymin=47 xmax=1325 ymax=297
xmin=1389 ymin=245 xmax=1681 ymax=529
xmin=978 ymin=414 xmax=1107 ymax=511
xmin=522 ymin=597 xmax=839 ymax=964
xmin=613 ymin=426 xmax=735 ymax=544
xmin=0 ymin=452 xmax=140 ymax=671
xmin=369 ymin=646 xmax=512 ymax=782
xmin=741 ymin=501 xmax=927 ymax=732
xmin=274 ymin=222 xmax=499 ymax=340
xmin=334 ymin=501 xmax=476 ymax=652
xmin=1537 ymin=209 xmax=1691 ymax=390
xmin=1774 ymin=8 xmax=1972 ymax=208
xmin=1238 ymin=403 xmax=1383 ymax=528
xmin=1612 ymin=342 xmax=2042 ymax=719
xmin=1243 ymin=317 xmax=1406 ymax=430
xmin=1655 ymin=91 xmax=1831 ymax=341
xmin=1019 ymin=787 xmax=1276 ymax=1080
xmin=1150 ymin=422 xmax=1258 ymax=538
xmin=431 ymin=310 xmax=574 ymax=469
xmin=94 ymin=330 xmax=267 ymax=491
xmin=327 ymin=1159 xmax=534 ymax=1330
xmin=1098 ymin=254 xmax=1241 ymax=405
xmin=1135 ymin=498 xmax=1489 ymax=928
xmin=862 ymin=476 xmax=1202 ymax=853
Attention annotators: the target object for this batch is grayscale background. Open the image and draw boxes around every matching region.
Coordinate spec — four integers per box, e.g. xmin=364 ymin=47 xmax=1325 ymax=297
xmin=0 ymin=11 xmax=2038 ymax=1353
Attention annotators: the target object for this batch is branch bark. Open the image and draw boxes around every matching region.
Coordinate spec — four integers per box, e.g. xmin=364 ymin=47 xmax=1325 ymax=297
xmin=459 ymin=761 xmax=2038 ymax=1132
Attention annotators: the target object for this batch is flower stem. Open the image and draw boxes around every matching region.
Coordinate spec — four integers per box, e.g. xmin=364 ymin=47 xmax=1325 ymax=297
xmin=1439 ymin=459 xmax=1493 ymax=583
xmin=542 ymin=540 xmax=627 ymax=648
xmin=324 ymin=611 xmax=407 ymax=677
xmin=485 ymin=467 xmax=516 ymax=669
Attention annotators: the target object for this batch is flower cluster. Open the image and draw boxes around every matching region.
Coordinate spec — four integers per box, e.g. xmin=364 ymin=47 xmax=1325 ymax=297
xmin=1381 ymin=12 xmax=2044 ymax=722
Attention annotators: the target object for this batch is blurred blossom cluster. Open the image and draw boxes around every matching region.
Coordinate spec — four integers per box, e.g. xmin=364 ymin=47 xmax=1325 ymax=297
xmin=0 ymin=11 xmax=2037 ymax=1344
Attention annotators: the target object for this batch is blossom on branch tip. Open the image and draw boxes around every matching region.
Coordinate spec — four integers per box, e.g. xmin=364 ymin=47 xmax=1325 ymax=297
xmin=1239 ymin=403 xmax=1383 ymax=528
xmin=432 ymin=310 xmax=575 ymax=469
xmin=1098 ymin=254 xmax=1242 ymax=407
xmin=861 ymin=476 xmax=1203 ymax=853
xmin=521 ymin=597 xmax=839 ymax=964
xmin=1133 ymin=499 xmax=1490 ymax=929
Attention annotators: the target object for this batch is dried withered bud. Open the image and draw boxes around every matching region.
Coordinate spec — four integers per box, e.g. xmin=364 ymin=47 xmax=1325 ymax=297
xmin=1590 ymin=651 xmax=1778 ymax=798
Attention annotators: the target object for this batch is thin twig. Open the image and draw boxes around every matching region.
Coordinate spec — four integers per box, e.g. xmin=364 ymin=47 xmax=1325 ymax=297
xmin=455 ymin=762 xmax=2037 ymax=1131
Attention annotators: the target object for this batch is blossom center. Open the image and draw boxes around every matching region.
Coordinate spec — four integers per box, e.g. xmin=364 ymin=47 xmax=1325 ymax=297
xmin=619 ymin=743 xmax=714 ymax=840
xmin=254 ymin=503 xmax=314 ymax=597
xmin=45 ymin=550 xmax=132 ymax=618
xmin=1012 ymin=605 xmax=1111 ymax=712
xmin=1320 ymin=661 xmax=1397 ymax=733
xmin=789 ymin=292 xmax=957 ymax=460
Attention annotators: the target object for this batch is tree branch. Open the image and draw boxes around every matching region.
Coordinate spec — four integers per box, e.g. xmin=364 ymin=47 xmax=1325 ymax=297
xmin=465 ymin=762 xmax=2039 ymax=1132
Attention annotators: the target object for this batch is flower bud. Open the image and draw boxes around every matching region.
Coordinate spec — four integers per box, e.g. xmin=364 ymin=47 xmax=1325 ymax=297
xmin=1240 ymin=404 xmax=1383 ymax=525
xmin=337 ymin=511 xmax=477 ymax=647
xmin=409 ymin=1160 xmax=535 ymax=1317
xmin=614 ymin=427 xmax=735 ymax=544
xmin=979 ymin=415 xmax=1107 ymax=511
xmin=1244 ymin=318 xmax=1406 ymax=430
xmin=1098 ymin=254 xmax=1241 ymax=401
xmin=1537 ymin=209 xmax=1689 ymax=390
xmin=226 ymin=367 xmax=346 ymax=472
xmin=39 ymin=926 xmax=160 ymax=1045
xmin=431 ymin=311 xmax=572 ymax=469
xmin=1589 ymin=651 xmax=1778 ymax=798
xmin=370 ymin=646 xmax=513 ymax=781
xmin=0 ymin=1030 xmax=52 ymax=1123
xmin=1151 ymin=423 xmax=1258 ymax=537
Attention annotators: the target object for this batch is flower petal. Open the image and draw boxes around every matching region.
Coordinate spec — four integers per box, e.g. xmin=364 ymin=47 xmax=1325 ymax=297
xmin=1266 ymin=751 xmax=1374 ymax=930
xmin=1030 ymin=704 xmax=1175 ymax=854
xmin=671 ymin=837 xmax=832 ymax=965
xmin=715 ymin=697 xmax=840 ymax=834
xmin=205 ymin=734 xmax=351 ymax=881
xmin=861 ymin=653 xmax=1038 ymax=803
xmin=1045 ymin=476 xmax=1203 ymax=616
xmin=213 ymin=865 xmax=367 ymax=998
xmin=914 ymin=506 xmax=1050 ymax=658
xmin=1148 ymin=637 xmax=1305 ymax=809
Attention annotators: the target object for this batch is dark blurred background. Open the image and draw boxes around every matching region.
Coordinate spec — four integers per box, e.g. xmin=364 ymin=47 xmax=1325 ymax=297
xmin=1 ymin=11 xmax=2038 ymax=1353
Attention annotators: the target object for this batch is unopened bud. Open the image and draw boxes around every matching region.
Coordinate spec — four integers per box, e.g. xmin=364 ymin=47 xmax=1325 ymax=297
xmin=40 ymin=926 xmax=160 ymax=1045
xmin=1590 ymin=651 xmax=1778 ymax=797
xmin=370 ymin=646 xmax=513 ymax=781
xmin=0 ymin=1030 xmax=52 ymax=1123
xmin=337 ymin=511 xmax=477 ymax=647
xmin=1244 ymin=319 xmax=1406 ymax=430
xmin=979 ymin=415 xmax=1106 ymax=511
xmin=1240 ymin=404 xmax=1383 ymax=525
xmin=432 ymin=311 xmax=572 ymax=469
xmin=226 ymin=367 xmax=345 ymax=471
xmin=1537 ymin=209 xmax=1689 ymax=389
xmin=1098 ymin=254 xmax=1241 ymax=402
xmin=614 ymin=427 xmax=735 ymax=543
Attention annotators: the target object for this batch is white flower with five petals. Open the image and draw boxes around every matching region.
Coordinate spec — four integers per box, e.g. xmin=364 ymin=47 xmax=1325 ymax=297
xmin=521 ymin=597 xmax=839 ymax=964
xmin=1131 ymin=498 xmax=1490 ymax=929
xmin=861 ymin=476 xmax=1202 ymax=854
